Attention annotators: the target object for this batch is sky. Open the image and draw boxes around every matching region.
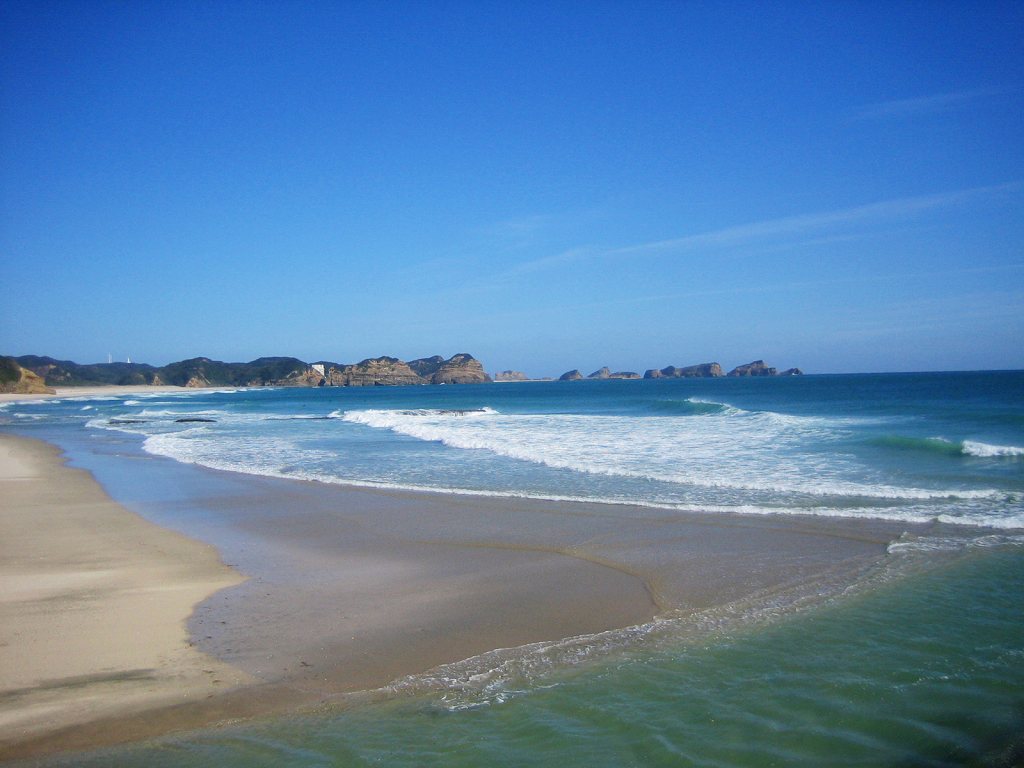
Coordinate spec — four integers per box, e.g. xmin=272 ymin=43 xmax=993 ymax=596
xmin=1 ymin=0 xmax=1022 ymax=376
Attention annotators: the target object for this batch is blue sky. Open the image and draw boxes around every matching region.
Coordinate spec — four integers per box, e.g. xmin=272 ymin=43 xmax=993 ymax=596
xmin=2 ymin=0 xmax=1021 ymax=375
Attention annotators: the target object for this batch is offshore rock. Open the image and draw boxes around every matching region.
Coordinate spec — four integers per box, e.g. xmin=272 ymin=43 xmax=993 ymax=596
xmin=559 ymin=369 xmax=583 ymax=381
xmin=409 ymin=354 xmax=491 ymax=384
xmin=644 ymin=363 xmax=724 ymax=379
xmin=0 ymin=357 xmax=56 ymax=394
xmin=494 ymin=370 xmax=528 ymax=382
xmin=780 ymin=368 xmax=804 ymax=376
xmin=728 ymin=360 xmax=778 ymax=377
xmin=588 ymin=367 xmax=641 ymax=380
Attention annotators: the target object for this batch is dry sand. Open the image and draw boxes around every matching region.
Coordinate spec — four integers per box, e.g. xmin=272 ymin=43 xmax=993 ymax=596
xmin=0 ymin=434 xmax=251 ymax=759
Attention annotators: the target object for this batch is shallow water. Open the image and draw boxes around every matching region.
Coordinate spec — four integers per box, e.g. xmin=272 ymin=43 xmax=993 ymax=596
xmin=37 ymin=545 xmax=1024 ymax=768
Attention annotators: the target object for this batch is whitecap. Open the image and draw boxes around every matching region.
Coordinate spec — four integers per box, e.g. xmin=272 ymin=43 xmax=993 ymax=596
xmin=962 ymin=440 xmax=1024 ymax=458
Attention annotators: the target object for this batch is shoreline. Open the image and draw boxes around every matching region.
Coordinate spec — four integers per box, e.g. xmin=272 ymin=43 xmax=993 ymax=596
xmin=0 ymin=384 xmax=225 ymax=404
xmin=0 ymin=423 xmax=936 ymax=761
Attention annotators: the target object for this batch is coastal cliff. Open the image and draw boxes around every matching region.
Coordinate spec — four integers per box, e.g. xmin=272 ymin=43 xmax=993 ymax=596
xmin=13 ymin=353 xmax=492 ymax=389
xmin=408 ymin=354 xmax=492 ymax=384
xmin=0 ymin=357 xmax=56 ymax=394
xmin=323 ymin=357 xmax=426 ymax=387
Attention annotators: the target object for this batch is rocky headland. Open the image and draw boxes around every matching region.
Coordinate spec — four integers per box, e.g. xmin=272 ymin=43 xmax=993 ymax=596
xmin=407 ymin=354 xmax=491 ymax=384
xmin=11 ymin=353 xmax=492 ymax=389
xmin=0 ymin=357 xmax=56 ymax=394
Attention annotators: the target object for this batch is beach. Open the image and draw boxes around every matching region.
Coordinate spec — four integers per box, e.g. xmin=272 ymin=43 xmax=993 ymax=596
xmin=0 ymin=385 xmax=929 ymax=765
xmin=1 ymin=377 xmax=1020 ymax=765
xmin=0 ymin=432 xmax=250 ymax=759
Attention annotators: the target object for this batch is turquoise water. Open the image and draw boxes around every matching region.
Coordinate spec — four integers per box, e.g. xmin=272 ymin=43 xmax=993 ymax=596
xmin=40 ymin=546 xmax=1024 ymax=767
xmin=3 ymin=372 xmax=1023 ymax=766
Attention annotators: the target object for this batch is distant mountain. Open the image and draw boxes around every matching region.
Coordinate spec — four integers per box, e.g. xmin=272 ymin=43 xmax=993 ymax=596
xmin=13 ymin=353 xmax=493 ymax=388
xmin=157 ymin=357 xmax=315 ymax=387
xmin=13 ymin=355 xmax=161 ymax=386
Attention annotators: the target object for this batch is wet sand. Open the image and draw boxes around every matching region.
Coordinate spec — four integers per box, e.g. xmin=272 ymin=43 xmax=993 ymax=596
xmin=0 ymin=427 xmax=925 ymax=761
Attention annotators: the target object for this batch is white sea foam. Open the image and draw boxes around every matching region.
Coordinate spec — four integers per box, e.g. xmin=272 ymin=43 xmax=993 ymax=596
xmin=137 ymin=408 xmax=230 ymax=418
xmin=887 ymin=532 xmax=1024 ymax=554
xmin=341 ymin=407 xmax=999 ymax=502
xmin=962 ymin=440 xmax=1024 ymax=457
xmin=63 ymin=390 xmax=1019 ymax=531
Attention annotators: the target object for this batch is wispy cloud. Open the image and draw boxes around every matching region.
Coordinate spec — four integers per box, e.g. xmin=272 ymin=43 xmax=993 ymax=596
xmin=487 ymin=261 xmax=1024 ymax=322
xmin=500 ymin=182 xmax=1018 ymax=276
xmin=850 ymin=87 xmax=1008 ymax=121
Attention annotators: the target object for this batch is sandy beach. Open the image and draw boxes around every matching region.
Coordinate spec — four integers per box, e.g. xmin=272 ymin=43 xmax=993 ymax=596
xmin=0 ymin=384 xmax=212 ymax=404
xmin=0 ymin=385 xmax=929 ymax=761
xmin=0 ymin=433 xmax=251 ymax=760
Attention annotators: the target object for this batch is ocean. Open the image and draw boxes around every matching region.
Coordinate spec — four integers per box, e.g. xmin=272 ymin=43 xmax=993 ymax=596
xmin=3 ymin=371 xmax=1023 ymax=766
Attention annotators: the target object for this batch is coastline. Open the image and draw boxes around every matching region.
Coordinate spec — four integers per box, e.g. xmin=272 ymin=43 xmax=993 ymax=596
xmin=0 ymin=406 xmax=939 ymax=761
xmin=0 ymin=384 xmax=216 ymax=404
